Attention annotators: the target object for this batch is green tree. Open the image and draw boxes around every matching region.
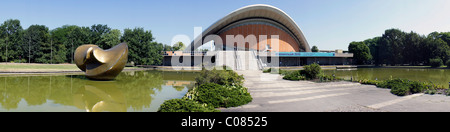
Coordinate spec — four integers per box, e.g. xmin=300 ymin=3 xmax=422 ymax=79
xmin=424 ymin=32 xmax=450 ymax=64
xmin=100 ymin=29 xmax=121 ymax=49
xmin=50 ymin=25 xmax=90 ymax=63
xmin=311 ymin=45 xmax=319 ymax=52
xmin=380 ymin=29 xmax=405 ymax=65
xmin=173 ymin=41 xmax=186 ymax=51
xmin=363 ymin=37 xmax=380 ymax=65
xmin=49 ymin=26 xmax=71 ymax=63
xmin=437 ymin=32 xmax=450 ymax=47
xmin=23 ymin=25 xmax=51 ymax=63
xmin=348 ymin=41 xmax=372 ymax=65
xmin=163 ymin=44 xmax=173 ymax=51
xmin=121 ymin=27 xmax=163 ymax=65
xmin=403 ymin=32 xmax=424 ymax=65
xmin=67 ymin=25 xmax=91 ymax=63
xmin=0 ymin=19 xmax=23 ymax=62
xmin=90 ymin=24 xmax=111 ymax=48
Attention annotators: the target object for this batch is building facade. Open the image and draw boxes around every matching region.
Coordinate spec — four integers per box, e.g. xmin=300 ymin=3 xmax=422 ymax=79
xmin=164 ymin=4 xmax=352 ymax=68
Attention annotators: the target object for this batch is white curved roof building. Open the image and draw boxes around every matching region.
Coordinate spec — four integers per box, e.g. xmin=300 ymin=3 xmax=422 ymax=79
xmin=187 ymin=4 xmax=311 ymax=52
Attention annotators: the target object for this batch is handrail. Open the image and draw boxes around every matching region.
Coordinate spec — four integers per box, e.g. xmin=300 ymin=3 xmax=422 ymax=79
xmin=253 ymin=51 xmax=264 ymax=70
xmin=235 ymin=51 xmax=241 ymax=70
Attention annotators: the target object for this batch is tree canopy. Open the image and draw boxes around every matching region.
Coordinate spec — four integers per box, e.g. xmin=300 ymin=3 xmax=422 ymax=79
xmin=350 ymin=28 xmax=450 ymax=66
xmin=311 ymin=45 xmax=319 ymax=52
xmin=0 ymin=19 xmax=164 ymax=65
xmin=348 ymin=41 xmax=372 ymax=65
xmin=121 ymin=27 xmax=163 ymax=65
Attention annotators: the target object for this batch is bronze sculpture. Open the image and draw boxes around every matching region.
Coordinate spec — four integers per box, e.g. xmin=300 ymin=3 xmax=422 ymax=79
xmin=74 ymin=42 xmax=128 ymax=80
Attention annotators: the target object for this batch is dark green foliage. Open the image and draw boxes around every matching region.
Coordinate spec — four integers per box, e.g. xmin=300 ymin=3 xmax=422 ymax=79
xmin=282 ymin=70 xmax=305 ymax=81
xmin=429 ymin=58 xmax=443 ymax=67
xmin=23 ymin=25 xmax=51 ymax=63
xmin=353 ymin=29 xmax=450 ymax=66
xmin=173 ymin=41 xmax=186 ymax=51
xmin=369 ymin=78 xmax=446 ymax=96
xmin=311 ymin=45 xmax=319 ymax=52
xmin=90 ymin=24 xmax=111 ymax=48
xmin=390 ymin=84 xmax=410 ymax=96
xmin=409 ymin=81 xmax=425 ymax=93
xmin=195 ymin=68 xmax=244 ymax=86
xmin=304 ymin=63 xmax=321 ymax=79
xmin=348 ymin=41 xmax=372 ymax=65
xmin=318 ymin=74 xmax=342 ymax=82
xmin=192 ymin=83 xmax=252 ymax=108
xmin=161 ymin=68 xmax=251 ymax=112
xmin=157 ymin=99 xmax=220 ymax=112
xmin=1 ymin=19 xmax=165 ymax=65
xmin=121 ymin=27 xmax=163 ymax=65
xmin=0 ymin=19 xmax=23 ymax=62
xmin=263 ymin=68 xmax=279 ymax=73
xmin=359 ymin=79 xmax=381 ymax=85
xmin=379 ymin=29 xmax=405 ymax=65
xmin=262 ymin=68 xmax=272 ymax=73
xmin=281 ymin=64 xmax=341 ymax=82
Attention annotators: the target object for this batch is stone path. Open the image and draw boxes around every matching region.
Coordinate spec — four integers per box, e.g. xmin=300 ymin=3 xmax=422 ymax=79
xmin=221 ymin=70 xmax=450 ymax=112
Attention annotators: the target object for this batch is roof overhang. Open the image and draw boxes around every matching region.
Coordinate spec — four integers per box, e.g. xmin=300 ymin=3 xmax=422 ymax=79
xmin=186 ymin=4 xmax=311 ymax=52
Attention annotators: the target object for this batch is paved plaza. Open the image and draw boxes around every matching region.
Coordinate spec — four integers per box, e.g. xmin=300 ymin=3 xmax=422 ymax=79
xmin=222 ymin=70 xmax=450 ymax=112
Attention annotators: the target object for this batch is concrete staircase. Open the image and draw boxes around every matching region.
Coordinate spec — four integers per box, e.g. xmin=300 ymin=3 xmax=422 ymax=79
xmin=216 ymin=51 xmax=261 ymax=71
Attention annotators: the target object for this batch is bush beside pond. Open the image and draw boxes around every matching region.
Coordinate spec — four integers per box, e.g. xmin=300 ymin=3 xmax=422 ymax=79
xmin=195 ymin=67 xmax=244 ymax=86
xmin=280 ymin=63 xmax=341 ymax=82
xmin=188 ymin=83 xmax=252 ymax=108
xmin=360 ymin=78 xmax=447 ymax=96
xmin=157 ymin=99 xmax=219 ymax=112
xmin=158 ymin=67 xmax=252 ymax=112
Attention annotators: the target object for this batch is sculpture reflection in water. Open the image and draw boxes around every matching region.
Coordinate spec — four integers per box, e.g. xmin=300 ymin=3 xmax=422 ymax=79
xmin=74 ymin=42 xmax=128 ymax=80
xmin=0 ymin=70 xmax=197 ymax=112
xmin=73 ymin=81 xmax=126 ymax=112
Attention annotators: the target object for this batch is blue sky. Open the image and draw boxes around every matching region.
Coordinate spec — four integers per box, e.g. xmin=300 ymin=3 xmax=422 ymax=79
xmin=1 ymin=0 xmax=450 ymax=50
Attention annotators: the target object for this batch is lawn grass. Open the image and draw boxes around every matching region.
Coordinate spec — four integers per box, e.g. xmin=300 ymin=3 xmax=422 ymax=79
xmin=0 ymin=63 xmax=78 ymax=69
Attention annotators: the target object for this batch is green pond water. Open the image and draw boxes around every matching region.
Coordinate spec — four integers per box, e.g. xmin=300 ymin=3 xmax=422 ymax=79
xmin=0 ymin=70 xmax=198 ymax=112
xmin=323 ymin=68 xmax=450 ymax=88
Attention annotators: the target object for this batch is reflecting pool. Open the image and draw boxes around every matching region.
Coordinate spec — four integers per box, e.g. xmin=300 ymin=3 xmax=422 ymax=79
xmin=323 ymin=68 xmax=450 ymax=88
xmin=0 ymin=70 xmax=198 ymax=112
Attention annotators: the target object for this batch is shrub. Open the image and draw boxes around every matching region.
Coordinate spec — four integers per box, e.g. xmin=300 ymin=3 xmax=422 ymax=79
xmin=263 ymin=68 xmax=274 ymax=73
xmin=409 ymin=81 xmax=425 ymax=93
xmin=191 ymin=83 xmax=252 ymax=108
xmin=282 ymin=70 xmax=305 ymax=81
xmin=374 ymin=78 xmax=445 ymax=96
xmin=157 ymin=99 xmax=220 ymax=112
xmin=318 ymin=74 xmax=342 ymax=82
xmin=359 ymin=79 xmax=380 ymax=85
xmin=390 ymin=84 xmax=410 ymax=96
xmin=304 ymin=63 xmax=321 ymax=79
xmin=376 ymin=78 xmax=406 ymax=89
xmin=195 ymin=68 xmax=244 ymax=86
xmin=429 ymin=58 xmax=443 ymax=67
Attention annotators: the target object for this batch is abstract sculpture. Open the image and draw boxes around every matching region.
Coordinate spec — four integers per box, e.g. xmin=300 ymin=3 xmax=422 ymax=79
xmin=74 ymin=42 xmax=128 ymax=80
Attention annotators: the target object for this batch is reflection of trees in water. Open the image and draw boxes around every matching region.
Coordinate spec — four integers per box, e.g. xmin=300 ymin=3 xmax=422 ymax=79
xmin=73 ymin=81 xmax=126 ymax=112
xmin=115 ymin=70 xmax=163 ymax=111
xmin=0 ymin=75 xmax=85 ymax=110
xmin=0 ymin=70 xmax=198 ymax=111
